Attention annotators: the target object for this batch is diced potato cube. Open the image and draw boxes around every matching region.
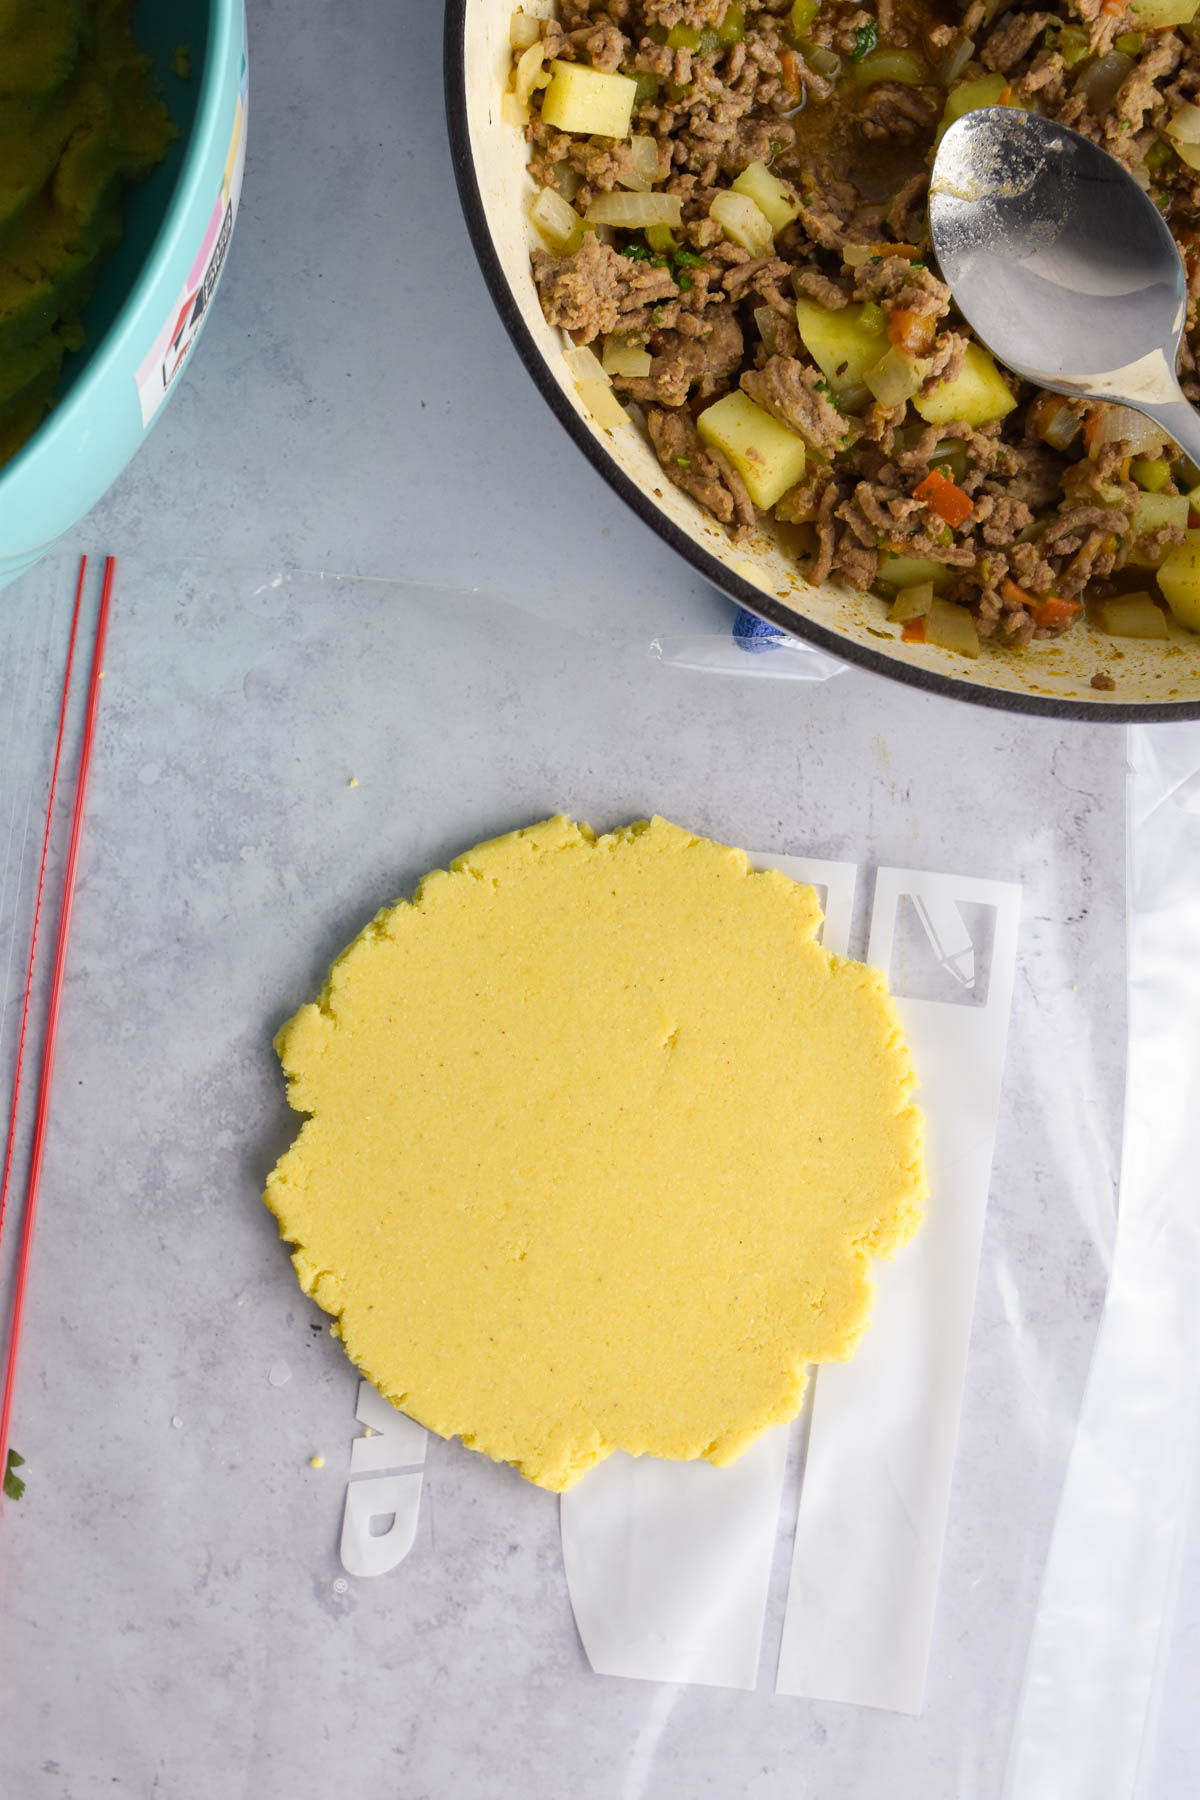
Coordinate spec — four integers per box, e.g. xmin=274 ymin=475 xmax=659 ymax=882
xmin=875 ymin=553 xmax=954 ymax=592
xmin=889 ymin=581 xmax=935 ymax=621
xmin=698 ymin=390 xmax=808 ymax=509
xmin=924 ymin=598 xmax=980 ymax=658
xmin=541 ymin=61 xmax=637 ymax=138
xmin=709 ymin=189 xmax=774 ymax=258
xmin=1095 ymin=593 xmax=1170 ymax=638
xmin=575 ymin=380 xmax=631 ymax=433
xmin=1132 ymin=0 xmax=1198 ymax=25
xmin=1155 ymin=528 xmax=1200 ymax=629
xmin=914 ymin=341 xmax=1017 ymax=429
xmin=942 ymin=72 xmax=1009 ymax=128
xmin=602 ymin=335 xmax=653 ymax=378
xmin=1126 ymin=490 xmax=1190 ymax=568
xmin=794 ymin=298 xmax=889 ymax=412
xmin=731 ymin=161 xmax=801 ymax=236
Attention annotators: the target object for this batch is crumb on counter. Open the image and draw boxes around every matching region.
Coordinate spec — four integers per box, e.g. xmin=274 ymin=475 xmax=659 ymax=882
xmin=1091 ymin=672 xmax=1116 ymax=691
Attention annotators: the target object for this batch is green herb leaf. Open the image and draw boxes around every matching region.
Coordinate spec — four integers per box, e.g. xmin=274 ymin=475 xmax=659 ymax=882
xmin=851 ymin=22 xmax=878 ymax=60
xmin=622 ymin=243 xmax=653 ymax=262
xmin=674 ymin=248 xmax=705 ymax=268
xmin=675 ymin=455 xmax=692 ymax=469
xmin=651 ymin=305 xmax=666 ymax=323
xmin=3 ymin=1449 xmax=25 ymax=1503
xmin=676 ymin=272 xmax=693 ymax=291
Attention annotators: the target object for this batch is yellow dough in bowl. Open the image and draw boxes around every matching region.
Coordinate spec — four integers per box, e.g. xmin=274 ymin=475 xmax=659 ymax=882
xmin=265 ymin=817 xmax=926 ymax=1491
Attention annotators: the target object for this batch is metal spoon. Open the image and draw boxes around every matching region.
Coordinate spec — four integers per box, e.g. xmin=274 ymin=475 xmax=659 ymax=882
xmin=929 ymin=106 xmax=1200 ymax=464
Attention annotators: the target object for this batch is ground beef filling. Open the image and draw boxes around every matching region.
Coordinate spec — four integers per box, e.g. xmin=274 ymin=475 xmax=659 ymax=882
xmin=518 ymin=0 xmax=1200 ymax=646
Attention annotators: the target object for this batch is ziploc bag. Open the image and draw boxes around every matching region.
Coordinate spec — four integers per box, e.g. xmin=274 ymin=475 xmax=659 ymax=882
xmin=0 ymin=557 xmax=1133 ymax=1796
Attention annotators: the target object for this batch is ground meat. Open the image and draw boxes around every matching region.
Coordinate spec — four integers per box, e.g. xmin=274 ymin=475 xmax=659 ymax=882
xmin=790 ymin=271 xmax=850 ymax=315
xmin=1091 ymin=672 xmax=1116 ymax=690
xmin=921 ymin=331 xmax=968 ymax=394
xmin=581 ymin=17 xmax=630 ymax=71
xmin=740 ymin=355 xmax=849 ymax=455
xmin=983 ymin=12 xmax=1052 ymax=73
xmin=515 ymin=0 xmax=1200 ymax=646
xmin=853 ymin=255 xmax=952 ymax=321
xmin=647 ymin=405 xmax=756 ymax=534
xmin=859 ymin=83 xmax=941 ymax=141
xmin=617 ymin=305 xmax=744 ymax=404
xmin=643 ymin=0 xmax=728 ymax=26
xmin=532 ymin=234 xmax=679 ymax=342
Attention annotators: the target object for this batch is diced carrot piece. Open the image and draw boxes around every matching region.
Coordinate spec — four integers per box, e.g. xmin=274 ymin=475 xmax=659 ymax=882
xmin=1029 ymin=596 xmax=1084 ymax=629
xmin=1001 ymin=577 xmax=1037 ymax=610
xmin=780 ymin=48 xmax=802 ymax=95
xmin=901 ymin=617 xmax=927 ymax=643
xmin=887 ymin=307 xmax=936 ymax=356
xmin=913 ymin=467 xmax=974 ymax=528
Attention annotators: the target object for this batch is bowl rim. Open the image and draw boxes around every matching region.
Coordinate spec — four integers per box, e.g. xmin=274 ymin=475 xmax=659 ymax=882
xmin=443 ymin=0 xmax=1200 ymax=724
xmin=0 ymin=0 xmax=242 ymax=501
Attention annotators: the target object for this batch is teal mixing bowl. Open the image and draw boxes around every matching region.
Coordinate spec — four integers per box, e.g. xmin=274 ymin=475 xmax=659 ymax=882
xmin=0 ymin=0 xmax=248 ymax=591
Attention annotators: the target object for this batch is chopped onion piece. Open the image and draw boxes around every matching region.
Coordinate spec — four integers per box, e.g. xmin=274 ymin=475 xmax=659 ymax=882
xmin=753 ymin=305 xmax=779 ymax=354
xmin=564 ymin=344 xmax=611 ymax=386
xmin=924 ymin=598 xmax=980 ymax=657
xmin=890 ymin=581 xmax=935 ymax=621
xmin=514 ymin=38 xmax=551 ymax=107
xmin=586 ymin=191 xmax=684 ymax=227
xmin=602 ymin=336 xmax=654 ymax=377
xmin=1075 ymin=50 xmax=1135 ymax=113
xmin=842 ymin=241 xmax=877 ymax=267
xmin=630 ymin=134 xmax=665 ymax=181
xmin=808 ymin=47 xmax=842 ymax=78
xmin=510 ymin=11 xmax=541 ymax=50
xmin=529 ymin=185 xmax=582 ymax=252
xmin=575 ymin=380 xmax=632 ymax=432
xmin=709 ymin=189 xmax=774 ymax=256
xmin=938 ymin=38 xmax=976 ymax=88
xmin=1089 ymin=403 xmax=1167 ymax=457
xmin=1168 ymin=100 xmax=1200 ymax=143
xmin=865 ymin=345 xmax=926 ymax=407
xmin=552 ymin=159 xmax=583 ymax=201
xmin=1031 ymin=394 xmax=1082 ymax=451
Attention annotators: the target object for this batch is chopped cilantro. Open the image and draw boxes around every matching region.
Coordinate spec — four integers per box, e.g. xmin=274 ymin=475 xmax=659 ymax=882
xmin=870 ymin=254 xmax=883 ymax=264
xmin=651 ymin=305 xmax=666 ymax=323
xmin=677 ymin=272 xmax=693 ymax=291
xmin=674 ymin=248 xmax=705 ymax=267
xmin=850 ymin=21 xmax=877 ymax=60
xmin=675 ymin=455 xmax=692 ymax=469
xmin=1118 ymin=119 xmax=1131 ymax=132
xmin=622 ymin=243 xmax=652 ymax=262
xmin=910 ymin=260 xmax=926 ymax=269
xmin=3 ymin=1448 xmax=24 ymax=1503
xmin=814 ymin=378 xmax=830 ymax=393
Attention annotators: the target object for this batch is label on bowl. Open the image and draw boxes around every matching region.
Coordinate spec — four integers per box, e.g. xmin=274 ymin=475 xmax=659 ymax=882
xmin=135 ymin=55 xmax=249 ymax=429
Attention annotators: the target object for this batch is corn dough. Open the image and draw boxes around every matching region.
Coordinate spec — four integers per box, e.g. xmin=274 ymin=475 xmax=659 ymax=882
xmin=265 ymin=817 xmax=926 ymax=1491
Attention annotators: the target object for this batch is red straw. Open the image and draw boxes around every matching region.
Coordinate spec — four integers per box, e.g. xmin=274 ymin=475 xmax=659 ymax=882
xmin=0 ymin=556 xmax=115 ymax=1513
xmin=0 ymin=557 xmax=88 ymax=1249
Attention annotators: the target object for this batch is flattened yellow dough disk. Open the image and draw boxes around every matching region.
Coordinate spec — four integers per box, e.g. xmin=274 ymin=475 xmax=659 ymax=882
xmin=265 ymin=817 xmax=926 ymax=1491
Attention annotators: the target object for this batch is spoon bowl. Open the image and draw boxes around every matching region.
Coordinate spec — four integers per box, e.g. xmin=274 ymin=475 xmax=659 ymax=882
xmin=930 ymin=107 xmax=1200 ymax=461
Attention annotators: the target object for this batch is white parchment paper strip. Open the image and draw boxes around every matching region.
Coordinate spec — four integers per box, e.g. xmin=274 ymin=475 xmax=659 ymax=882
xmin=775 ymin=868 xmax=1021 ymax=1712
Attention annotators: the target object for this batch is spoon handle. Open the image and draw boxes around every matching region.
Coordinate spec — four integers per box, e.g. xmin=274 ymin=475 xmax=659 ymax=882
xmin=1138 ymin=390 xmax=1200 ymax=476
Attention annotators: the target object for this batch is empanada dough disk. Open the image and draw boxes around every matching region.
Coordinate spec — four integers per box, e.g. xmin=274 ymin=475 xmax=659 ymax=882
xmin=265 ymin=817 xmax=925 ymax=1491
